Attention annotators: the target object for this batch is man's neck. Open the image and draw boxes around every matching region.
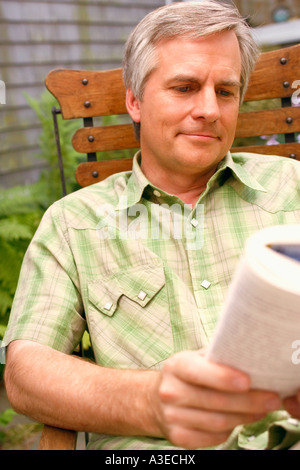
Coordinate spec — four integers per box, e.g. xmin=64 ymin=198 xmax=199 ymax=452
xmin=141 ymin=162 xmax=217 ymax=207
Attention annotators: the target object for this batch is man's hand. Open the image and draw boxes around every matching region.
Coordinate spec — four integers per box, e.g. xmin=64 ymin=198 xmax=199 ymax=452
xmin=152 ymin=350 xmax=282 ymax=449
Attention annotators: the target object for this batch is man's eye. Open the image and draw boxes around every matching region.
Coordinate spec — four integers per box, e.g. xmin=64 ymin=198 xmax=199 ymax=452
xmin=176 ymin=86 xmax=191 ymax=93
xmin=218 ymin=89 xmax=232 ymax=97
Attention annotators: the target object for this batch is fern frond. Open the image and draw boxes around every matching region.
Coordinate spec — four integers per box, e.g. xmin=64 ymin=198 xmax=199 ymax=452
xmin=0 ymin=219 xmax=33 ymax=241
xmin=0 ymin=241 xmax=23 ymax=291
xmin=0 ymin=182 xmax=46 ymax=217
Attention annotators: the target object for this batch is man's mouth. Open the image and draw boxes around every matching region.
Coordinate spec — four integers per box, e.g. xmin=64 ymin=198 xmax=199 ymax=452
xmin=179 ymin=131 xmax=220 ymax=142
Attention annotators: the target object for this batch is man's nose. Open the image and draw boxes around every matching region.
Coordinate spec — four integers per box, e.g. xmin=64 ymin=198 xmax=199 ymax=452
xmin=191 ymin=88 xmax=221 ymax=123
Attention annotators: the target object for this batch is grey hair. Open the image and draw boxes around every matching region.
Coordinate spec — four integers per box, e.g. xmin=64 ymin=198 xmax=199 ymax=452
xmin=123 ymin=0 xmax=259 ymax=104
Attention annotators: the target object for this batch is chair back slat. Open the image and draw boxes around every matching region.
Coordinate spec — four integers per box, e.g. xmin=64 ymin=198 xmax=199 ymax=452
xmin=236 ymin=107 xmax=300 ymax=139
xmin=231 ymin=142 xmax=300 ymax=159
xmin=243 ymin=44 xmax=300 ymax=102
xmin=72 ymin=124 xmax=139 ymax=153
xmin=45 ymin=68 xmax=126 ymax=119
xmin=75 ymin=158 xmax=133 ymax=186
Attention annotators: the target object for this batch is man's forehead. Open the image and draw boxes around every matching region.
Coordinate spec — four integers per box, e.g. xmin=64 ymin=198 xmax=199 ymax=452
xmin=152 ymin=33 xmax=242 ymax=80
xmin=155 ymin=30 xmax=240 ymax=50
xmin=154 ymin=33 xmax=241 ymax=63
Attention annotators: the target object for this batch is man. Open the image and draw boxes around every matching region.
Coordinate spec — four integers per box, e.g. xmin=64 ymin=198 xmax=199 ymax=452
xmin=3 ymin=1 xmax=300 ymax=450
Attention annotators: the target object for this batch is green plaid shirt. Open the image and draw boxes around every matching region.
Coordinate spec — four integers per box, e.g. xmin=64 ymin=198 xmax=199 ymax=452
xmin=3 ymin=151 xmax=300 ymax=450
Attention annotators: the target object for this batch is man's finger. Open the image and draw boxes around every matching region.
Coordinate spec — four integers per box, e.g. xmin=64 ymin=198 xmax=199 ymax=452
xmin=164 ymin=351 xmax=251 ymax=393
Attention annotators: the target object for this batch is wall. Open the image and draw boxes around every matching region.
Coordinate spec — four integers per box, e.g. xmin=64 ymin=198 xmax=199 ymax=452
xmin=234 ymin=0 xmax=300 ymax=26
xmin=0 ymin=0 xmax=164 ymax=188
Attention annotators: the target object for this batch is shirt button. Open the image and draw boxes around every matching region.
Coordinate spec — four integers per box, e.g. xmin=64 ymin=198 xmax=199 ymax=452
xmin=104 ymin=301 xmax=113 ymax=311
xmin=137 ymin=290 xmax=147 ymax=301
xmin=153 ymin=190 xmax=161 ymax=197
xmin=191 ymin=218 xmax=198 ymax=227
xmin=201 ymin=280 xmax=211 ymax=289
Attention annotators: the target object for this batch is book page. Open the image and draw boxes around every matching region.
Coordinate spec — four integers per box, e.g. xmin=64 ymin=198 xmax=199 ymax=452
xmin=207 ymin=225 xmax=300 ymax=398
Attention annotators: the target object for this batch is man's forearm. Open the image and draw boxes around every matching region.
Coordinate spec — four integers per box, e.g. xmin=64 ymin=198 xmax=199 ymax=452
xmin=4 ymin=340 xmax=161 ymax=436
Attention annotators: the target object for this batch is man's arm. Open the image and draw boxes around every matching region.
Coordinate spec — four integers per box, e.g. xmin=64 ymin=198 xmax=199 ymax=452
xmin=4 ymin=340 xmax=159 ymax=437
xmin=4 ymin=340 xmax=282 ymax=449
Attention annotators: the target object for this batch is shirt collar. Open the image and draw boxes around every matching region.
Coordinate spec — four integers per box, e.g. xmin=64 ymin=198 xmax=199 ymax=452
xmin=116 ymin=151 xmax=149 ymax=211
xmin=216 ymin=152 xmax=267 ymax=192
xmin=116 ymin=150 xmax=267 ymax=211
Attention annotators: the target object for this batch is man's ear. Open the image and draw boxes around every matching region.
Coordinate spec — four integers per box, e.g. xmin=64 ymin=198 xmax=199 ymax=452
xmin=126 ymin=89 xmax=141 ymax=123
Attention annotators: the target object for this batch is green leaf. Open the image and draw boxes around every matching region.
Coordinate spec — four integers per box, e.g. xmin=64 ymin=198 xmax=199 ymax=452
xmin=0 ymin=290 xmax=13 ymax=317
xmin=0 ymin=409 xmax=16 ymax=427
xmin=82 ymin=330 xmax=91 ymax=350
xmin=0 ymin=324 xmax=6 ymax=338
xmin=0 ymin=241 xmax=23 ymax=292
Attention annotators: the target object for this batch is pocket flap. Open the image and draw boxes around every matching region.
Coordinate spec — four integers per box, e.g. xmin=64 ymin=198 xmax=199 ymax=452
xmin=88 ymin=262 xmax=165 ymax=316
xmin=88 ymin=278 xmax=121 ymax=317
xmin=115 ymin=263 xmax=165 ymax=307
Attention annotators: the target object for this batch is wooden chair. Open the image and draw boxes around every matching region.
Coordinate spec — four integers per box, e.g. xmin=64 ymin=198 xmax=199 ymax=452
xmin=38 ymin=43 xmax=300 ymax=450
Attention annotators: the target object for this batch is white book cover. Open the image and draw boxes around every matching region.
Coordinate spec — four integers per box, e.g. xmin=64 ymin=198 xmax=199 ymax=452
xmin=207 ymin=224 xmax=300 ymax=398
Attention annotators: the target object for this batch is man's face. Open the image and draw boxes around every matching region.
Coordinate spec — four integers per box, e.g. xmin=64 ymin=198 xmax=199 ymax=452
xmin=126 ymin=31 xmax=242 ymax=181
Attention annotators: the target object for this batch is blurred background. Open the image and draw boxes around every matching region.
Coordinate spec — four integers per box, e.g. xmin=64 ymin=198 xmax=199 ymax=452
xmin=0 ymin=0 xmax=299 ymax=450
xmin=1 ymin=0 xmax=300 ymax=190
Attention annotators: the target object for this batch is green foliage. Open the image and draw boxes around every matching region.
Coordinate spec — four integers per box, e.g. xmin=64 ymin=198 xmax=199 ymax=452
xmin=0 ymin=406 xmax=43 ymax=450
xmin=0 ymin=183 xmax=45 ymax=335
xmin=24 ymin=91 xmax=83 ymax=201
xmin=0 ymin=409 xmax=16 ymax=446
xmin=0 ymin=418 xmax=42 ymax=450
xmin=0 ymin=91 xmax=72 ymax=439
xmin=0 ymin=408 xmax=16 ymax=427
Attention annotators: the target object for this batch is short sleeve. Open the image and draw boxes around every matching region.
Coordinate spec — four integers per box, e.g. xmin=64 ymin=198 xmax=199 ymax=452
xmin=2 ymin=201 xmax=86 ymax=354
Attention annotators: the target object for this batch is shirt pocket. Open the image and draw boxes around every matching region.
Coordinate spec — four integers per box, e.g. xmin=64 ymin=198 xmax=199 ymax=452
xmin=87 ymin=262 xmax=173 ymax=370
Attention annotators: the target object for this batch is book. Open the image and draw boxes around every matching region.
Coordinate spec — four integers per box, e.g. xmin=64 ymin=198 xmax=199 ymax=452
xmin=206 ymin=224 xmax=300 ymax=398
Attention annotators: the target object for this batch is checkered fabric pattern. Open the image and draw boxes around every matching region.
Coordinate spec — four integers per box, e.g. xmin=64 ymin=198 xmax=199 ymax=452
xmin=3 ymin=151 xmax=300 ymax=449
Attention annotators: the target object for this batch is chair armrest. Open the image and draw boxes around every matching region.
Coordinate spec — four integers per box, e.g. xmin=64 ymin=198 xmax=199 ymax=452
xmin=38 ymin=425 xmax=77 ymax=450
